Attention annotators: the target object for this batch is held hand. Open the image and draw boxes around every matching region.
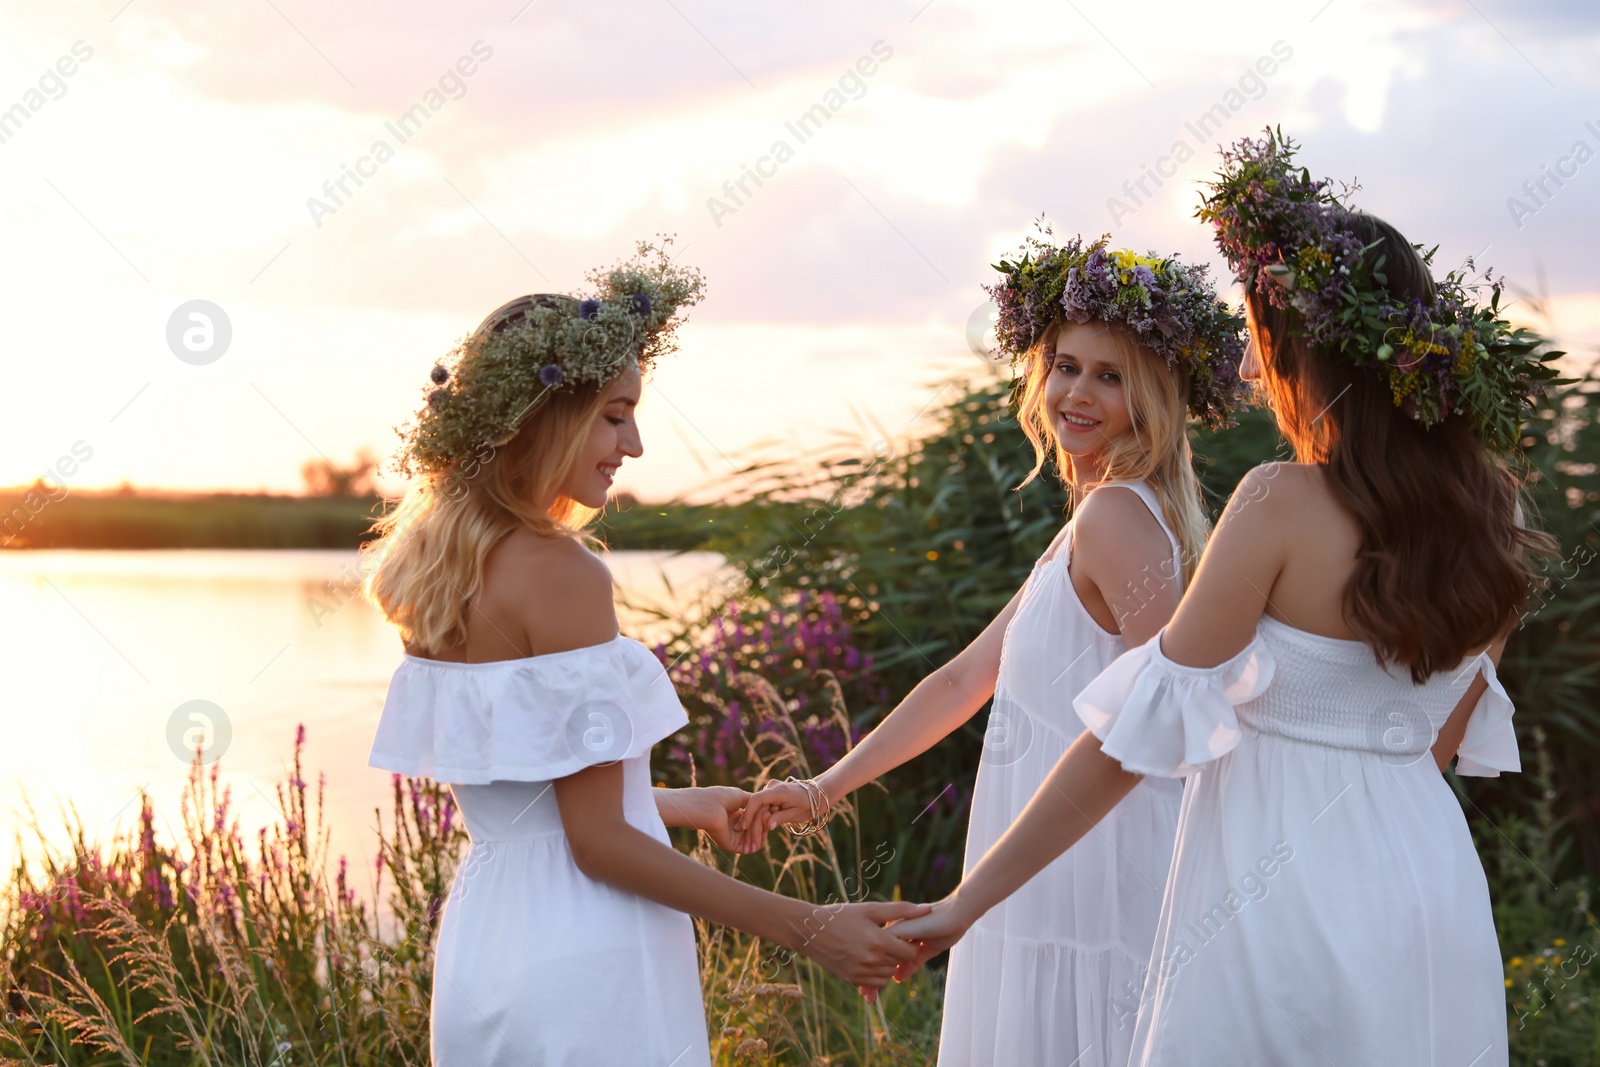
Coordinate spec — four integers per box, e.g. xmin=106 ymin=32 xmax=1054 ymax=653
xmin=700 ymin=785 xmax=763 ymax=854
xmin=790 ymin=900 xmax=931 ymax=992
xmin=663 ymin=787 xmax=760 ymax=854
xmin=883 ymin=896 xmax=974 ymax=982
xmin=732 ymin=780 xmax=817 ymax=835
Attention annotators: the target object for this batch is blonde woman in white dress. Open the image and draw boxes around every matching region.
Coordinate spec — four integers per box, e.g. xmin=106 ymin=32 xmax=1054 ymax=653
xmin=737 ymin=231 xmax=1250 ymax=1066
xmin=362 ymin=245 xmax=927 ymax=1067
xmin=891 ymin=134 xmax=1559 ymax=1066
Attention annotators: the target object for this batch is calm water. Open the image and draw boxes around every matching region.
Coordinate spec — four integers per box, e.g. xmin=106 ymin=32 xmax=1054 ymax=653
xmin=0 ymin=549 xmax=735 ymax=897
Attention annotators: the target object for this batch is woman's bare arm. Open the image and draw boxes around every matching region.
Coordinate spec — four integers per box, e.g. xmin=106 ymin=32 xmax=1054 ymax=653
xmin=557 ymin=763 xmax=925 ymax=987
xmin=890 ymin=466 xmax=1288 ymax=967
xmin=1069 ymin=484 xmax=1184 ymax=649
xmin=736 ymin=576 xmax=1031 ymax=833
xmin=654 ymin=786 xmax=758 ymax=853
xmin=740 ymin=495 xmax=1181 ymax=837
xmin=1152 ymin=465 xmax=1285 ymax=669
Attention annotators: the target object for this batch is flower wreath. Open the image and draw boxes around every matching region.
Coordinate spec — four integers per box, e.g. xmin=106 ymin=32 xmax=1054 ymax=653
xmin=1197 ymin=127 xmax=1568 ymax=452
xmin=396 ymin=238 xmax=706 ymax=475
xmin=986 ymin=223 xmax=1250 ymax=430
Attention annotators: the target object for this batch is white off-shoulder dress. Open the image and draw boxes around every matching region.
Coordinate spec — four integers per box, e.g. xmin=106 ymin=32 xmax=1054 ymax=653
xmin=939 ymin=480 xmax=1184 ymax=1067
xmin=1074 ymin=614 xmax=1518 ymax=1066
xmin=368 ymin=636 xmax=712 ymax=1067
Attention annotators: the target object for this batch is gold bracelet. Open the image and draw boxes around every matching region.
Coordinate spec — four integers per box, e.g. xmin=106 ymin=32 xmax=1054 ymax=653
xmin=781 ymin=776 xmax=832 ymax=837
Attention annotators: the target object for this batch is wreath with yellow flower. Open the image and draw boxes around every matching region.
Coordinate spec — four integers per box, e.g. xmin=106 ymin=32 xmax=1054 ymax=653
xmin=1197 ymin=128 xmax=1569 ymax=452
xmin=987 ymin=222 xmax=1250 ymax=429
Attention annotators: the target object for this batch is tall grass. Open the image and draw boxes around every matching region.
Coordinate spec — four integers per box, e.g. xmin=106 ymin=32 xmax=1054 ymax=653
xmin=1486 ymin=725 xmax=1600 ymax=1065
xmin=5 ymin=361 xmax=1596 ymax=1065
xmin=1 ymin=700 xmax=943 ymax=1065
xmin=1 ymin=728 xmax=452 ymax=1066
xmin=684 ymin=670 xmax=945 ymax=1064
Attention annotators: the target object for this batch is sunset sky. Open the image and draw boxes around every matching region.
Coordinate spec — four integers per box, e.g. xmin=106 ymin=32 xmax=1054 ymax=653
xmin=3 ymin=0 xmax=1596 ymax=503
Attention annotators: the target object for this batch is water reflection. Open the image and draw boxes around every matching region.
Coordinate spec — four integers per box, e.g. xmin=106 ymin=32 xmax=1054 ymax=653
xmin=0 ymin=549 xmax=733 ymax=899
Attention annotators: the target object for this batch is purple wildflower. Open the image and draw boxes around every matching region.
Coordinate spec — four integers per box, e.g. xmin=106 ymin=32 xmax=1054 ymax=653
xmin=988 ymin=224 xmax=1247 ymax=429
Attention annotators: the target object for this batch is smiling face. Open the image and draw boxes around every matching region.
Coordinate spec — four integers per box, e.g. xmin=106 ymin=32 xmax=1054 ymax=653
xmin=557 ymin=361 xmax=643 ymax=509
xmin=1041 ymin=321 xmax=1135 ymax=468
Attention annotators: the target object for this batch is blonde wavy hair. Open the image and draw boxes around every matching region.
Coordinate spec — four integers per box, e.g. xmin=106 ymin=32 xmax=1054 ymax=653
xmin=1015 ymin=319 xmax=1211 ymax=586
xmin=361 ymin=382 xmax=611 ymax=656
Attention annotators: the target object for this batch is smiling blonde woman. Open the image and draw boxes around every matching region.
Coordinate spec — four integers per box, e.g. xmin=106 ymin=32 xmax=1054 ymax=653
xmin=739 ymin=228 xmax=1249 ymax=1067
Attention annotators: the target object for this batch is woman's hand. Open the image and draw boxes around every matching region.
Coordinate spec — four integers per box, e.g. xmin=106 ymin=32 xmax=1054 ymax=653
xmin=790 ymin=900 xmax=931 ymax=995
xmin=655 ymin=786 xmax=760 ymax=854
xmin=732 ymin=779 xmax=818 ymax=835
xmin=696 ymin=786 xmax=760 ymax=853
xmin=880 ymin=895 xmax=976 ymax=982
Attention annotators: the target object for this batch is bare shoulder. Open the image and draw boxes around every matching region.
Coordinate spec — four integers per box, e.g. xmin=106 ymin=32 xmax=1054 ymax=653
xmin=1197 ymin=462 xmax=1301 ymax=564
xmin=1077 ymin=483 xmax=1167 ymax=537
xmin=1267 ymin=460 xmax=1328 ymax=487
xmin=1266 ymin=461 xmax=1349 ymax=521
xmin=488 ymin=528 xmax=611 ymax=586
xmin=1222 ymin=461 xmax=1326 ymax=522
xmin=485 ymin=530 xmax=618 ymax=650
xmin=1214 ymin=461 xmax=1358 ymax=601
xmin=1073 ymin=483 xmax=1171 ymax=564
xmin=1242 ymin=458 xmax=1312 ymax=492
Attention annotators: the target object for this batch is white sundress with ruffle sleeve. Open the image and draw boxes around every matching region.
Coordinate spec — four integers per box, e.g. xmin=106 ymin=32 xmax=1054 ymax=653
xmin=368 ymin=635 xmax=712 ymax=1067
xmin=1074 ymin=613 xmax=1518 ymax=1067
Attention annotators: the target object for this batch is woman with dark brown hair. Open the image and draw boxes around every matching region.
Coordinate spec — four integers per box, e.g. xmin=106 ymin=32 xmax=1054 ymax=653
xmin=889 ymin=132 xmax=1562 ymax=1066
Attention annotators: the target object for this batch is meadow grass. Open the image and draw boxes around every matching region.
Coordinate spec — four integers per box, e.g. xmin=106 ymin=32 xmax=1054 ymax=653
xmin=5 ymin=365 xmax=1598 ymax=1064
xmin=1 ymin=699 xmax=943 ymax=1066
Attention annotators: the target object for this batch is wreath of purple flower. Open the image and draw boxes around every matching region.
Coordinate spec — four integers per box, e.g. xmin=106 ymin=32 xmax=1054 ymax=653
xmin=986 ymin=223 xmax=1250 ymax=430
xmin=397 ymin=238 xmax=705 ymax=475
xmin=1197 ymin=127 xmax=1569 ymax=452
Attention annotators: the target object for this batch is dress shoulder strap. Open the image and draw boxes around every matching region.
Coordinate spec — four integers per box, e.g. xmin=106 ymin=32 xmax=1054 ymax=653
xmin=1098 ymin=480 xmax=1185 ymax=588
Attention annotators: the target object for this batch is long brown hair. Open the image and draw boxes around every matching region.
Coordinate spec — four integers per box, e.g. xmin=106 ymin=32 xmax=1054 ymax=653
xmin=1247 ymin=211 xmax=1557 ymax=681
xmin=1015 ymin=319 xmax=1211 ymax=587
